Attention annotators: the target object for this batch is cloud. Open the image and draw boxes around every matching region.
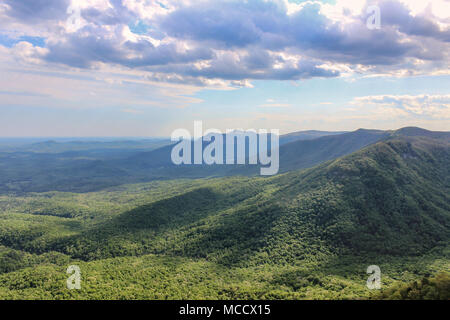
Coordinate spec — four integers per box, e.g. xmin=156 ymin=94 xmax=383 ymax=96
xmin=0 ymin=0 xmax=449 ymax=86
xmin=0 ymin=90 xmax=50 ymax=97
xmin=259 ymin=98 xmax=291 ymax=108
xmin=43 ymin=24 xmax=213 ymax=69
xmin=378 ymin=0 xmax=450 ymax=42
xmin=3 ymin=0 xmax=70 ymax=23
xmin=158 ymin=0 xmax=450 ymax=67
xmin=259 ymin=103 xmax=291 ymax=108
xmin=352 ymin=94 xmax=450 ymax=119
xmin=0 ymin=43 xmax=205 ymax=110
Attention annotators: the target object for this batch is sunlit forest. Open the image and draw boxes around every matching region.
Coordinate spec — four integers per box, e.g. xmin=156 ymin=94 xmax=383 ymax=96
xmin=0 ymin=128 xmax=449 ymax=299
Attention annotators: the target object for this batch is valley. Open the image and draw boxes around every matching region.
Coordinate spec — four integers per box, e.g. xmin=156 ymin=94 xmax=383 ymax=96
xmin=0 ymin=128 xmax=449 ymax=299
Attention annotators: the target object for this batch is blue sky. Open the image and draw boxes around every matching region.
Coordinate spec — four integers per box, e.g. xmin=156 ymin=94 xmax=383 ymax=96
xmin=0 ymin=0 xmax=449 ymax=136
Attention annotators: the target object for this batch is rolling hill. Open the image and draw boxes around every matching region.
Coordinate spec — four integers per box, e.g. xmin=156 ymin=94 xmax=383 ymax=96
xmin=46 ymin=131 xmax=450 ymax=262
xmin=0 ymin=128 xmax=448 ymax=299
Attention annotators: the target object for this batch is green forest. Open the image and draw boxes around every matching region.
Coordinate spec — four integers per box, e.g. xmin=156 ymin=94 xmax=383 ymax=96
xmin=0 ymin=129 xmax=449 ymax=299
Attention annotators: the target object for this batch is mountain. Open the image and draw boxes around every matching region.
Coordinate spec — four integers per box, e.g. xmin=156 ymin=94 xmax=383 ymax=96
xmin=0 ymin=127 xmax=447 ymax=195
xmin=393 ymin=127 xmax=450 ymax=141
xmin=117 ymin=128 xmax=390 ymax=176
xmin=42 ymin=132 xmax=448 ymax=262
xmin=0 ymin=129 xmax=448 ymax=299
xmin=278 ymin=129 xmax=390 ymax=172
xmin=1 ymin=130 xmax=377 ymax=194
xmin=0 ymin=138 xmax=172 ymax=154
xmin=280 ymin=130 xmax=347 ymax=145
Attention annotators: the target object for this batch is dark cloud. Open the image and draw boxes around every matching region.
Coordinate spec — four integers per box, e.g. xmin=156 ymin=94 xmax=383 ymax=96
xmin=4 ymin=0 xmax=70 ymax=23
xmin=44 ymin=25 xmax=214 ymax=69
xmin=159 ymin=1 xmax=437 ymax=66
xmin=81 ymin=0 xmax=134 ymax=26
xmin=376 ymin=0 xmax=450 ymax=42
xmin=160 ymin=0 xmax=287 ymax=48
xmin=146 ymin=50 xmax=339 ymax=81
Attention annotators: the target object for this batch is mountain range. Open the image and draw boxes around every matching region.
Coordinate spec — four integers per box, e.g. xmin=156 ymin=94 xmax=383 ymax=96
xmin=3 ymin=127 xmax=447 ymax=194
xmin=0 ymin=126 xmax=448 ymax=299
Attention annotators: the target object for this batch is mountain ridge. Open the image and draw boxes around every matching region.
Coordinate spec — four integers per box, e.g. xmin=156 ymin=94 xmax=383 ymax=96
xmin=0 ymin=129 xmax=448 ymax=299
xmin=0 ymin=127 xmax=448 ymax=194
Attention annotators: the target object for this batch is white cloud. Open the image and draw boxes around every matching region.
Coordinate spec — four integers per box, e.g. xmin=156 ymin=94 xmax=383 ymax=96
xmin=259 ymin=103 xmax=291 ymax=108
xmin=351 ymin=94 xmax=450 ymax=119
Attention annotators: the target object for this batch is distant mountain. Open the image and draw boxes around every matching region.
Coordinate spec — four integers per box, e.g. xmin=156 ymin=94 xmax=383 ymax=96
xmin=0 ymin=127 xmax=448 ymax=194
xmin=280 ymin=130 xmax=347 ymax=145
xmin=278 ymin=129 xmax=390 ymax=172
xmin=117 ymin=128 xmax=390 ymax=176
xmin=392 ymin=127 xmax=450 ymax=141
xmin=0 ymin=138 xmax=172 ymax=154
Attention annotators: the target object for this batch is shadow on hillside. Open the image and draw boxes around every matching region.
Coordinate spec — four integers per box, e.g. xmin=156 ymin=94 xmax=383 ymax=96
xmin=51 ymin=187 xmax=226 ymax=260
xmin=177 ymin=202 xmax=285 ymax=266
xmin=50 ymin=183 xmax=285 ymax=266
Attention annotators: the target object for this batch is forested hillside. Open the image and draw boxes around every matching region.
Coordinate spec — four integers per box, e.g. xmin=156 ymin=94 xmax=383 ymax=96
xmin=0 ymin=129 xmax=448 ymax=299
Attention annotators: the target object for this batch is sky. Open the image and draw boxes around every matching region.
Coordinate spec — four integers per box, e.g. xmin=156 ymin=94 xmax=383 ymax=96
xmin=0 ymin=0 xmax=449 ymax=137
